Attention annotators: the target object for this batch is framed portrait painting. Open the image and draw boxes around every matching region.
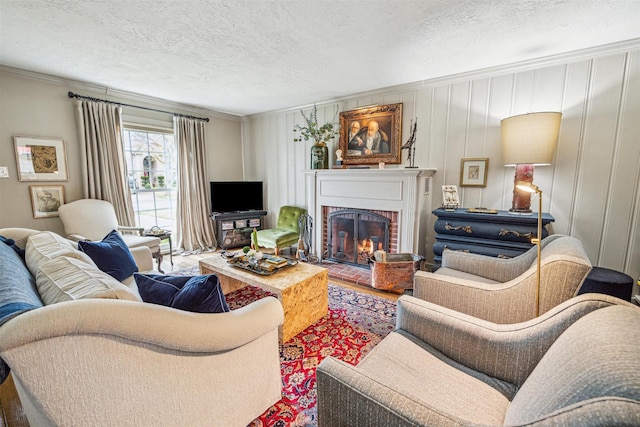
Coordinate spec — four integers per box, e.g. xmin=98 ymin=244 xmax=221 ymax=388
xmin=29 ymin=185 xmax=65 ymax=218
xmin=339 ymin=103 xmax=402 ymax=165
xmin=14 ymin=136 xmax=69 ymax=181
xmin=460 ymin=158 xmax=489 ymax=187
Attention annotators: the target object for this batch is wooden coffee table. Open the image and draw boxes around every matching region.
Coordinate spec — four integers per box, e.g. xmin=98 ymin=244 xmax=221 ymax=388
xmin=199 ymin=254 xmax=328 ymax=342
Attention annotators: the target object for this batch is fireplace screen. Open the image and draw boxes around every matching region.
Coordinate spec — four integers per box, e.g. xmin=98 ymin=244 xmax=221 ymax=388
xmin=326 ymin=209 xmax=390 ymax=266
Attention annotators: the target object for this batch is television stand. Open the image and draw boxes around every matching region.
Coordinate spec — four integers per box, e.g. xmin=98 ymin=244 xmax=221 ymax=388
xmin=211 ymin=210 xmax=267 ymax=250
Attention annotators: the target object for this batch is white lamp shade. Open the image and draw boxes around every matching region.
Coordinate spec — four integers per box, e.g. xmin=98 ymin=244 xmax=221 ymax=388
xmin=501 ymin=112 xmax=562 ymax=166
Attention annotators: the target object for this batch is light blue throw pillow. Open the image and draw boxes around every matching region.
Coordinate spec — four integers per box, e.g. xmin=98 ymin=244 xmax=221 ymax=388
xmin=0 ymin=237 xmax=44 ymax=383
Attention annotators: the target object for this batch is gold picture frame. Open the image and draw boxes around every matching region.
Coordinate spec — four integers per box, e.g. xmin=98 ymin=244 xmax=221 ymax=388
xmin=460 ymin=158 xmax=489 ymax=187
xmin=14 ymin=135 xmax=69 ymax=181
xmin=29 ymin=185 xmax=65 ymax=218
xmin=339 ymin=103 xmax=403 ymax=165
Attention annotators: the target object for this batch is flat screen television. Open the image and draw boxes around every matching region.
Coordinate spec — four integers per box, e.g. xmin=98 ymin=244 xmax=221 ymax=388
xmin=210 ymin=181 xmax=264 ymax=213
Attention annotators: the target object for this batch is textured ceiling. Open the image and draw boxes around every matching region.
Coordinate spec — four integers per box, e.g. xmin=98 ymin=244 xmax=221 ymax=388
xmin=1 ymin=0 xmax=639 ymax=116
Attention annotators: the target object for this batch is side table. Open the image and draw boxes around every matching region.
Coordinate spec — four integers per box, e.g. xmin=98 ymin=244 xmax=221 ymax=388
xmin=144 ymin=230 xmax=173 ymax=273
xmin=578 ymin=267 xmax=633 ymax=301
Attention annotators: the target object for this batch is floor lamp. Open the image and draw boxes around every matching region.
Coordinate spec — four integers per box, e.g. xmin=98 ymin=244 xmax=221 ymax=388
xmin=501 ymin=112 xmax=561 ymax=215
xmin=516 ymin=181 xmax=543 ymax=316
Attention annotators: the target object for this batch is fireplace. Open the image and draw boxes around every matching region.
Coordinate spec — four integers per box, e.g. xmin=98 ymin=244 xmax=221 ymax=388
xmin=325 ymin=208 xmax=397 ymax=267
xmin=305 ymin=168 xmax=436 ymax=264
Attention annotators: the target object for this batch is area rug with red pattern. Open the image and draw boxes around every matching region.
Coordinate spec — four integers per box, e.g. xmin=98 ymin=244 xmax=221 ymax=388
xmin=226 ymin=283 xmax=396 ymax=427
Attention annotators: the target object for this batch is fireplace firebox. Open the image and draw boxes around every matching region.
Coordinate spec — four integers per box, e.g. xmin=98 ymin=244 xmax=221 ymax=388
xmin=326 ymin=209 xmax=391 ymax=267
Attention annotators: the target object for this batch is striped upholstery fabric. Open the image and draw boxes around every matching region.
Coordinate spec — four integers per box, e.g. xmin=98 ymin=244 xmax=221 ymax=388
xmin=317 ymin=294 xmax=639 ymax=426
xmin=505 ymin=305 xmax=640 ymax=425
xmin=413 ymin=236 xmax=592 ymax=323
xmin=441 ymin=234 xmax=564 ymax=283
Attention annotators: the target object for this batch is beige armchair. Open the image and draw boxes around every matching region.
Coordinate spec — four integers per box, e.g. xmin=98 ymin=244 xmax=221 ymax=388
xmin=414 ymin=235 xmax=592 ymax=323
xmin=58 ymin=199 xmax=163 ymax=272
xmin=317 ymin=294 xmax=639 ymax=426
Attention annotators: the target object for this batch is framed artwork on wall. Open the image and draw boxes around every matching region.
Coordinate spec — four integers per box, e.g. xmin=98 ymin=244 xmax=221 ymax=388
xmin=14 ymin=135 xmax=69 ymax=181
xmin=338 ymin=103 xmax=403 ymax=165
xmin=460 ymin=158 xmax=489 ymax=187
xmin=29 ymin=185 xmax=65 ymax=218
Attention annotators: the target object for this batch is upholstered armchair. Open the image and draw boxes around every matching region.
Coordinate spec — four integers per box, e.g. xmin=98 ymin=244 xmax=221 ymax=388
xmin=256 ymin=205 xmax=306 ymax=255
xmin=317 ymin=293 xmax=639 ymax=426
xmin=414 ymin=235 xmax=592 ymax=323
xmin=58 ymin=199 xmax=162 ymax=271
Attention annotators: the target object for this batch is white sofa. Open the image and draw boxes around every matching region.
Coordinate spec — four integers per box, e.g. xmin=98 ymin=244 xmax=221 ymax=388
xmin=0 ymin=228 xmax=284 ymax=426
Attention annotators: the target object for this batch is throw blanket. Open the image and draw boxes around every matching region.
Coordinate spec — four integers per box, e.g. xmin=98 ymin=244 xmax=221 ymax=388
xmin=0 ymin=237 xmax=44 ymax=383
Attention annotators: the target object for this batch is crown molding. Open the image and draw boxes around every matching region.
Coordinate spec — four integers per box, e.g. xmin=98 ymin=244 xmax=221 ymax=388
xmin=0 ymin=65 xmax=241 ymax=122
xmin=3 ymin=38 xmax=638 ymax=120
xmin=258 ymin=38 xmax=640 ymax=117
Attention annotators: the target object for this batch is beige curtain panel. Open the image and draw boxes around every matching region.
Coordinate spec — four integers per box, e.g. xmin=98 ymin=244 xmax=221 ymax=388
xmin=73 ymin=99 xmax=135 ymax=227
xmin=175 ymin=116 xmax=217 ymax=253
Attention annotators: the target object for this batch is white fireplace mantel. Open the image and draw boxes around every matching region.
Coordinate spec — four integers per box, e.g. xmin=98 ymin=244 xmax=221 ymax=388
xmin=305 ymin=168 xmax=437 ymax=260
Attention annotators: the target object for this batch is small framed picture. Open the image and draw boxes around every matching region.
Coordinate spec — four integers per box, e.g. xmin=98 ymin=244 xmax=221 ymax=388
xmin=442 ymin=185 xmax=460 ymax=210
xmin=15 ymin=136 xmax=69 ymax=181
xmin=29 ymin=185 xmax=65 ymax=218
xmin=460 ymin=158 xmax=489 ymax=187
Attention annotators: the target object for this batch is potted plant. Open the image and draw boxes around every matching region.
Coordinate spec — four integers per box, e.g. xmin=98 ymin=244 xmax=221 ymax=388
xmin=293 ymin=104 xmax=339 ymax=169
xmin=157 ymin=175 xmax=165 ymax=188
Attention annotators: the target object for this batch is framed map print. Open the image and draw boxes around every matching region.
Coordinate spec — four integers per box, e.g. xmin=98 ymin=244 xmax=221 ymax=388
xmin=14 ymin=136 xmax=69 ymax=181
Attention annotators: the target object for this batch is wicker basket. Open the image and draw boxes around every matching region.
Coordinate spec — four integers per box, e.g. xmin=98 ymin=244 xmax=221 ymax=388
xmin=370 ymin=253 xmax=424 ymax=293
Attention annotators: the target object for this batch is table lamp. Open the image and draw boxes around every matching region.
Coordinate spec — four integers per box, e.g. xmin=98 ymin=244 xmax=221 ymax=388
xmin=501 ymin=112 xmax=561 ymax=214
xmin=516 ymin=181 xmax=543 ymax=316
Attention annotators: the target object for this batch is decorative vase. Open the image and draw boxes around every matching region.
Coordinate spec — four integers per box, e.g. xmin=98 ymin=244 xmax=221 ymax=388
xmin=311 ymin=142 xmax=329 ymax=169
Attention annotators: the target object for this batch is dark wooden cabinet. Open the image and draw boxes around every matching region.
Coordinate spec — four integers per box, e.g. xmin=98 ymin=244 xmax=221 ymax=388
xmin=212 ymin=210 xmax=267 ymax=249
xmin=432 ymin=208 xmax=555 ymax=269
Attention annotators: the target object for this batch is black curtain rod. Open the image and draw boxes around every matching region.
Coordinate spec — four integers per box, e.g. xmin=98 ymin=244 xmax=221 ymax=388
xmin=67 ymin=91 xmax=210 ymax=122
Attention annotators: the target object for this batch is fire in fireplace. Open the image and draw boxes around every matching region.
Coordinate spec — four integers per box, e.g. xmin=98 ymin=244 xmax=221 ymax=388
xmin=325 ymin=208 xmax=391 ymax=267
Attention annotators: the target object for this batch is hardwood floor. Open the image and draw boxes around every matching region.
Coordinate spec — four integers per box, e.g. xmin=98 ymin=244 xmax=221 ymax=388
xmin=0 ymin=249 xmax=398 ymax=426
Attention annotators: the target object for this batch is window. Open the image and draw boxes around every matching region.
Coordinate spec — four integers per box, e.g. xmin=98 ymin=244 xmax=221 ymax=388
xmin=123 ymin=127 xmax=177 ymax=232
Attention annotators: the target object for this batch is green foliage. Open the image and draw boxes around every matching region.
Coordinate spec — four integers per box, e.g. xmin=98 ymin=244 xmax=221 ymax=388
xmin=293 ymin=104 xmax=339 ymax=145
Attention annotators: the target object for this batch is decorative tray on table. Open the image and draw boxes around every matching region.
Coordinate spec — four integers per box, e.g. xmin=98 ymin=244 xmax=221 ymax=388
xmin=227 ymin=255 xmax=298 ymax=276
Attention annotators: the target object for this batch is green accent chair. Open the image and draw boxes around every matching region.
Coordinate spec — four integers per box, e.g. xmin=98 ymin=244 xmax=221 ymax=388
xmin=257 ymin=206 xmax=306 ymax=254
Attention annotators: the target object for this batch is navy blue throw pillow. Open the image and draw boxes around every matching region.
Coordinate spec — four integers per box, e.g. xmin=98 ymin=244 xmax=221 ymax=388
xmin=78 ymin=230 xmax=138 ymax=281
xmin=133 ymin=273 xmax=229 ymax=313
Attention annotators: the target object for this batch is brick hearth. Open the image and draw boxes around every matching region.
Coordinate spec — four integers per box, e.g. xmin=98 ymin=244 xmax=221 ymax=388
xmin=321 ymin=260 xmax=371 ymax=287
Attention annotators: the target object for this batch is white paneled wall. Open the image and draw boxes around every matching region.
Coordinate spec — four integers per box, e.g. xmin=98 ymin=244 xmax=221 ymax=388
xmin=243 ymin=42 xmax=640 ymax=283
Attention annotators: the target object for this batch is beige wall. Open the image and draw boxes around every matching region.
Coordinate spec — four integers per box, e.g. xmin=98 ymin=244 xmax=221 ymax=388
xmin=243 ymin=41 xmax=640 ymax=283
xmin=0 ymin=68 xmax=243 ymax=235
